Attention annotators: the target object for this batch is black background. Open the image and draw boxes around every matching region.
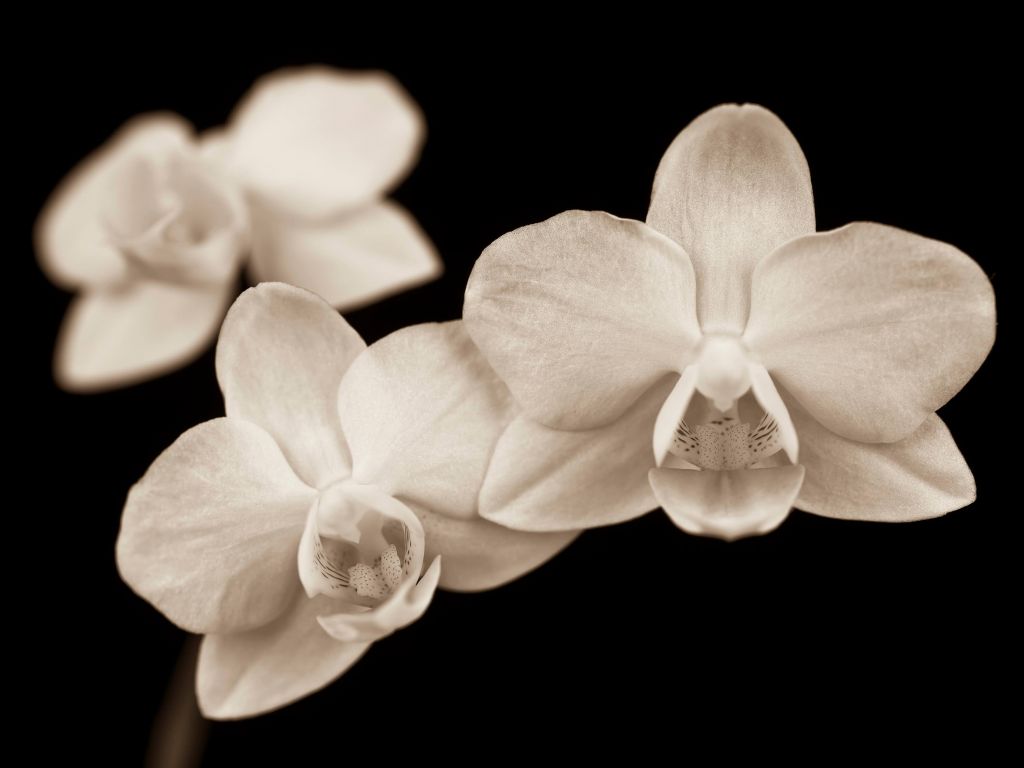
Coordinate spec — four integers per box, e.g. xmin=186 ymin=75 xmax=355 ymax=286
xmin=23 ymin=32 xmax=1013 ymax=762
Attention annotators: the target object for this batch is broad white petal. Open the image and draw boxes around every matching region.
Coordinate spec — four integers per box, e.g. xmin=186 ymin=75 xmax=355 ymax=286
xmin=55 ymin=279 xmax=232 ymax=393
xmin=745 ymin=223 xmax=996 ymax=442
xmin=36 ymin=113 xmax=192 ymax=289
xmin=647 ymin=104 xmax=814 ymax=333
xmin=117 ymin=419 xmax=315 ymax=634
xmin=465 ymin=210 xmax=701 ymax=429
xmin=413 ymin=505 xmax=578 ymax=591
xmin=249 ymin=199 xmax=441 ymax=310
xmin=216 ymin=284 xmax=364 ymax=488
xmin=339 ymin=321 xmax=515 ymax=521
xmin=197 ymin=588 xmax=370 ymax=720
xmin=481 ymin=378 xmax=671 ymax=531
xmin=790 ymin=400 xmax=975 ymax=521
xmin=649 ymin=465 xmax=805 ymax=541
xmin=223 ymin=67 xmax=424 ymax=218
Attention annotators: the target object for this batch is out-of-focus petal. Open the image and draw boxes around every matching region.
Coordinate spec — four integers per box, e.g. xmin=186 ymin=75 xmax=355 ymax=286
xmin=649 ymin=465 xmax=805 ymax=541
xmin=745 ymin=223 xmax=996 ymax=443
xmin=465 ymin=211 xmax=701 ymax=429
xmin=117 ymin=419 xmax=315 ymax=634
xmin=223 ymin=67 xmax=424 ymax=218
xmin=481 ymin=378 xmax=672 ymax=531
xmin=55 ymin=279 xmax=232 ymax=393
xmin=248 ymin=199 xmax=441 ymax=311
xmin=317 ymin=556 xmax=440 ymax=642
xmin=790 ymin=399 xmax=976 ymax=521
xmin=36 ymin=113 xmax=192 ymax=289
xmin=412 ymin=504 xmax=578 ymax=591
xmin=216 ymin=284 xmax=364 ymax=488
xmin=197 ymin=588 xmax=370 ymax=720
xmin=647 ymin=104 xmax=814 ymax=333
xmin=338 ymin=321 xmax=515 ymax=521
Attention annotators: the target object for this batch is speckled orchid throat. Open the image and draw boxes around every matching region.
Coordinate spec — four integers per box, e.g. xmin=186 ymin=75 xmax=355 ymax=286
xmin=653 ymin=335 xmax=798 ymax=471
xmin=300 ymin=480 xmax=424 ymax=607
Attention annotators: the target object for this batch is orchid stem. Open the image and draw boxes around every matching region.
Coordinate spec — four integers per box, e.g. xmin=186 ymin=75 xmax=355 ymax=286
xmin=145 ymin=635 xmax=209 ymax=768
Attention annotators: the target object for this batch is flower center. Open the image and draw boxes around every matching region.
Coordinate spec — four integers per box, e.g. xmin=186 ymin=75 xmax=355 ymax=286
xmin=301 ymin=481 xmax=425 ymax=607
xmin=668 ymin=399 xmax=782 ymax=470
xmin=99 ymin=150 xmax=245 ymax=285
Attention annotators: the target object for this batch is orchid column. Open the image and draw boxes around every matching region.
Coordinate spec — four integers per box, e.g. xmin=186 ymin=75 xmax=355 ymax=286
xmin=466 ymin=104 xmax=995 ymax=540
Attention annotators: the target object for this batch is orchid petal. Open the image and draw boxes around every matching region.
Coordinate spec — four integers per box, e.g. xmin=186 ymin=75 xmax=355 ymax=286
xmin=55 ymin=279 xmax=232 ymax=393
xmin=465 ymin=210 xmax=701 ymax=429
xmin=747 ymin=364 xmax=799 ymax=464
xmin=317 ymin=556 xmax=440 ymax=643
xmin=216 ymin=284 xmax=364 ymax=488
xmin=338 ymin=321 xmax=515 ymax=521
xmin=790 ymin=399 xmax=975 ymax=521
xmin=117 ymin=419 xmax=315 ymax=634
xmin=223 ymin=67 xmax=424 ymax=218
xmin=248 ymin=199 xmax=441 ymax=311
xmin=36 ymin=113 xmax=192 ymax=289
xmin=745 ymin=223 xmax=996 ymax=442
xmin=197 ymin=589 xmax=370 ymax=720
xmin=653 ymin=367 xmax=699 ymax=466
xmin=649 ymin=465 xmax=805 ymax=541
xmin=480 ymin=376 xmax=670 ymax=531
xmin=411 ymin=504 xmax=578 ymax=591
xmin=647 ymin=104 xmax=814 ymax=333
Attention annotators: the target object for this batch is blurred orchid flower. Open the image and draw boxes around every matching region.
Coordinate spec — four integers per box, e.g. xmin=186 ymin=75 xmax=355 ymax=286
xmin=466 ymin=104 xmax=995 ymax=541
xmin=117 ymin=283 xmax=573 ymax=718
xmin=38 ymin=67 xmax=441 ymax=392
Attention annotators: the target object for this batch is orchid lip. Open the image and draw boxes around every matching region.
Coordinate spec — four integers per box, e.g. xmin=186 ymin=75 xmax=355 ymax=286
xmin=299 ymin=479 xmax=426 ymax=607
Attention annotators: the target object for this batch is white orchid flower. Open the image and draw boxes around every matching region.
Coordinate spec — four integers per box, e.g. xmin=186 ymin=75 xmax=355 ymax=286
xmin=116 ymin=283 xmax=574 ymax=718
xmin=466 ymin=104 xmax=995 ymax=541
xmin=38 ymin=67 xmax=441 ymax=392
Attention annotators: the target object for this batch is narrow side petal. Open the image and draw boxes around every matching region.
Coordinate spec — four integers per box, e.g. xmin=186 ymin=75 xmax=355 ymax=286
xmin=791 ymin=400 xmax=976 ymax=521
xmin=647 ymin=104 xmax=814 ymax=333
xmin=36 ymin=113 xmax=192 ymax=289
xmin=465 ymin=210 xmax=701 ymax=429
xmin=649 ymin=465 xmax=805 ymax=541
xmin=653 ymin=367 xmax=699 ymax=466
xmin=745 ymin=223 xmax=996 ymax=442
xmin=412 ymin=506 xmax=578 ymax=592
xmin=216 ymin=283 xmax=365 ymax=488
xmin=249 ymin=199 xmax=442 ymax=311
xmin=55 ymin=279 xmax=233 ymax=393
xmin=117 ymin=419 xmax=315 ymax=634
xmin=197 ymin=589 xmax=370 ymax=720
xmin=481 ymin=377 xmax=671 ymax=532
xmin=339 ymin=321 xmax=515 ymax=521
xmin=222 ymin=67 xmax=424 ymax=218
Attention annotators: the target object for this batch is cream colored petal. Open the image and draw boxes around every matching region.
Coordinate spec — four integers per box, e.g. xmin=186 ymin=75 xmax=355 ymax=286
xmin=649 ymin=465 xmax=805 ymax=541
xmin=216 ymin=284 xmax=364 ymax=488
xmin=465 ymin=210 xmax=701 ymax=430
xmin=223 ymin=67 xmax=424 ymax=218
xmin=745 ymin=223 xmax=995 ymax=442
xmin=647 ymin=104 xmax=814 ymax=333
xmin=55 ymin=278 xmax=233 ymax=393
xmin=791 ymin=398 xmax=975 ymax=521
xmin=197 ymin=588 xmax=370 ymax=720
xmin=249 ymin=199 xmax=441 ymax=311
xmin=117 ymin=419 xmax=315 ymax=634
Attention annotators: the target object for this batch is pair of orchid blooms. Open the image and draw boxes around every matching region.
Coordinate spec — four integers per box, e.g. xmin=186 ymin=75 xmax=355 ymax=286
xmin=39 ymin=67 xmax=995 ymax=720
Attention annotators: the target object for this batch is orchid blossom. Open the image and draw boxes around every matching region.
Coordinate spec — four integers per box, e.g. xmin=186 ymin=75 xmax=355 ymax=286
xmin=116 ymin=283 xmax=574 ymax=718
xmin=466 ymin=104 xmax=995 ymax=540
xmin=37 ymin=67 xmax=441 ymax=393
